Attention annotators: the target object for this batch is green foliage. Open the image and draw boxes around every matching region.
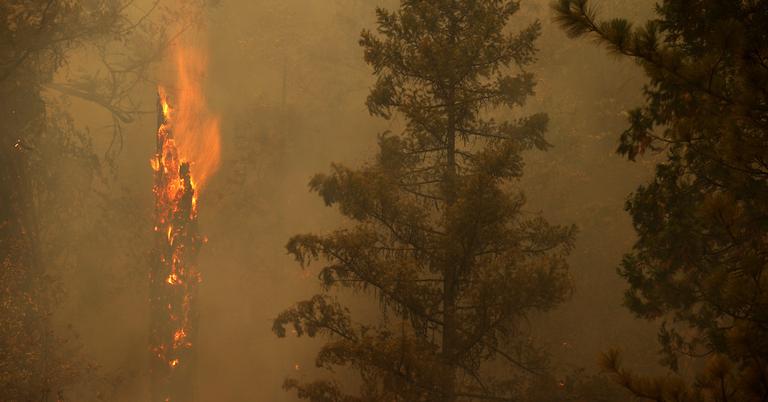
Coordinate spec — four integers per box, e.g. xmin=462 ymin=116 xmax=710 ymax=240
xmin=554 ymin=0 xmax=768 ymax=400
xmin=275 ymin=1 xmax=576 ymax=401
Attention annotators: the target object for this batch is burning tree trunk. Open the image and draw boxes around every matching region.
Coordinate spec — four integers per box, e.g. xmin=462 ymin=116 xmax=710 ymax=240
xmin=150 ymin=92 xmax=202 ymax=402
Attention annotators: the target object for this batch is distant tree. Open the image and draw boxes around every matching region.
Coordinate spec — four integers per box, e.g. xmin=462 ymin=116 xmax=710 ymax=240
xmin=273 ymin=1 xmax=576 ymax=401
xmin=555 ymin=0 xmax=768 ymax=400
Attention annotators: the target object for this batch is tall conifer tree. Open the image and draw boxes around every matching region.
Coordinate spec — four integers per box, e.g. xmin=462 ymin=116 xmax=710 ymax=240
xmin=275 ymin=1 xmax=575 ymax=401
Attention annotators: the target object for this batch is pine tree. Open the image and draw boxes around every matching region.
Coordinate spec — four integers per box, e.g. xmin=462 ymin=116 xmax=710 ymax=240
xmin=554 ymin=0 xmax=768 ymax=400
xmin=273 ymin=1 xmax=576 ymax=401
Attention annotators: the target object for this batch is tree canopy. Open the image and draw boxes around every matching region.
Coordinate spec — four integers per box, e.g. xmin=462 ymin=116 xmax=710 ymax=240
xmin=554 ymin=0 xmax=768 ymax=400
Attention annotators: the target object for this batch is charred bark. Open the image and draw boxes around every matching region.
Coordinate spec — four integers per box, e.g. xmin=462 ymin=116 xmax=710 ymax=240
xmin=150 ymin=93 xmax=201 ymax=402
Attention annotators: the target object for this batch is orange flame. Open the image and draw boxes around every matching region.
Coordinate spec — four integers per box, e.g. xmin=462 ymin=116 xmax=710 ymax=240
xmin=151 ymin=33 xmax=216 ymax=401
xmin=158 ymin=46 xmax=220 ymax=193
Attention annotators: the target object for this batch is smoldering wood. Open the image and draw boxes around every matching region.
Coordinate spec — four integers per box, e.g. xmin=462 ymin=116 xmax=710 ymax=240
xmin=150 ymin=92 xmax=201 ymax=402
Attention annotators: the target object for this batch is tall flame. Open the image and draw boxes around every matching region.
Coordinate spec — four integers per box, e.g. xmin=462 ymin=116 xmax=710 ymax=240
xmin=159 ymin=46 xmax=220 ymax=192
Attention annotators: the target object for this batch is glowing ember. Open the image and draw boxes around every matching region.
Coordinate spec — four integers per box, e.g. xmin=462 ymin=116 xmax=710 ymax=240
xmin=166 ymin=273 xmax=180 ymax=285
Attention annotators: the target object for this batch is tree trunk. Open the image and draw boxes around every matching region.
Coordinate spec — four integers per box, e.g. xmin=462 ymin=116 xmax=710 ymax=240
xmin=150 ymin=94 xmax=201 ymax=402
xmin=442 ymin=89 xmax=458 ymax=402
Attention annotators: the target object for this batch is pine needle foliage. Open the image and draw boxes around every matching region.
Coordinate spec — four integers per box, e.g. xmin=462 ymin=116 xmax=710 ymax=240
xmin=554 ymin=1 xmax=768 ymax=400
